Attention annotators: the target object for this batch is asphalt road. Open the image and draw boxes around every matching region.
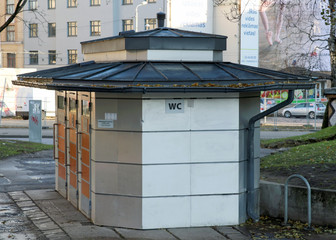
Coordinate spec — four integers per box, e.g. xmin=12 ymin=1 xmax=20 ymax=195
xmin=0 ymin=150 xmax=54 ymax=192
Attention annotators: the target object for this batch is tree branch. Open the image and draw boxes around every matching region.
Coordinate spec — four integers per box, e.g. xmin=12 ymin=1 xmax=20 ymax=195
xmin=0 ymin=0 xmax=28 ymax=33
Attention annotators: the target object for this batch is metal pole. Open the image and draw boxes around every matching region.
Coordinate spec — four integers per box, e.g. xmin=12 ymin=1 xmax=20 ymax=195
xmin=135 ymin=1 xmax=148 ymax=32
xmin=0 ymin=78 xmax=7 ymax=126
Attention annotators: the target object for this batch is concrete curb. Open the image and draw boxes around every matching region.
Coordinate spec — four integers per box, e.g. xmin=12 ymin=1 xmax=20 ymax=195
xmin=260 ymin=180 xmax=336 ymax=227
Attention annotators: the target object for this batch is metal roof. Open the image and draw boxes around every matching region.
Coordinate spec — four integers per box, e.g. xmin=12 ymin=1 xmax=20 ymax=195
xmin=14 ymin=61 xmax=315 ymax=93
xmin=81 ymin=27 xmax=227 ymax=51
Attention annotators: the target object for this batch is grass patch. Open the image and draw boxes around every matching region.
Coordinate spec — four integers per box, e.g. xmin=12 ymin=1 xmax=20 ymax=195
xmin=0 ymin=140 xmax=53 ymax=160
xmin=261 ymin=125 xmax=336 ymax=148
xmin=261 ymin=139 xmax=336 ymax=169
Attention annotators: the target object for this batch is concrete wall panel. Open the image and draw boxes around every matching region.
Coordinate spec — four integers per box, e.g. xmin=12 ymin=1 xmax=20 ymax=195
xmin=142 ymin=165 xmax=190 ymax=197
xmin=191 ymin=195 xmax=239 ymax=226
xmin=142 ymin=132 xmax=190 ymax=164
xmin=190 ymin=131 xmax=239 ymax=162
xmin=142 ymin=197 xmax=191 ymax=229
xmin=92 ymin=162 xmax=142 ymax=196
xmin=190 ymin=163 xmax=240 ymax=195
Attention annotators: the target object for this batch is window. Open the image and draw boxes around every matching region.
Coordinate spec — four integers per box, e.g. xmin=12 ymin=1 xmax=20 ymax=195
xmin=48 ymin=0 xmax=56 ymax=9
xmin=6 ymin=25 xmax=15 ymax=42
xmin=67 ymin=22 xmax=77 ymax=37
xmin=68 ymin=49 xmax=77 ymax=64
xmin=29 ymin=24 xmax=38 ymax=37
xmin=122 ymin=0 xmax=132 ymax=5
xmin=90 ymin=21 xmax=101 ymax=36
xmin=82 ymin=100 xmax=89 ymax=116
xmin=48 ymin=23 xmax=56 ymax=37
xmin=29 ymin=51 xmax=38 ymax=65
xmin=48 ymin=50 xmax=56 ymax=64
xmin=69 ymin=99 xmax=76 ymax=112
xmin=29 ymin=0 xmax=38 ymax=10
xmin=122 ymin=19 xmax=133 ymax=31
xmin=90 ymin=0 xmax=100 ymax=6
xmin=6 ymin=0 xmax=14 ymax=14
xmin=148 ymin=0 xmax=156 ymax=2
xmin=67 ymin=0 xmax=77 ymax=8
xmin=7 ymin=53 xmax=16 ymax=68
xmin=57 ymin=96 xmax=65 ymax=110
xmin=145 ymin=18 xmax=156 ymax=30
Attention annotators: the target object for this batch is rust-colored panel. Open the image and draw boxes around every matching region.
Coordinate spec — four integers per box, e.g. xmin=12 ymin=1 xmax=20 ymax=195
xmin=58 ymin=137 xmax=65 ymax=152
xmin=82 ymin=164 xmax=90 ymax=182
xmin=70 ymin=142 xmax=76 ymax=158
xmin=58 ymin=151 xmax=65 ymax=165
xmin=82 ymin=180 xmax=90 ymax=199
xmin=69 ymin=114 xmax=76 ymax=128
xmin=82 ymin=133 xmax=90 ymax=149
xmin=70 ymin=157 xmax=77 ymax=172
xmin=69 ymin=128 xmax=76 ymax=143
xmin=58 ymin=124 xmax=65 ymax=138
xmin=58 ymin=165 xmax=66 ymax=180
xmin=70 ymin=172 xmax=77 ymax=188
xmin=81 ymin=148 xmax=90 ymax=166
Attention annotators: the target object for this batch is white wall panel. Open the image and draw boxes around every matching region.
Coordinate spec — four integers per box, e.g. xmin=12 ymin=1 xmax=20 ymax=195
xmin=190 ymin=163 xmax=239 ymax=195
xmin=142 ymin=99 xmax=190 ymax=131
xmin=142 ymin=197 xmax=191 ymax=229
xmin=191 ymin=195 xmax=239 ymax=226
xmin=142 ymin=132 xmax=190 ymax=164
xmin=91 ymin=130 xmax=142 ymax=164
xmin=92 ymin=162 xmax=142 ymax=196
xmin=142 ymin=165 xmax=190 ymax=197
xmin=91 ymin=193 xmax=142 ymax=229
xmin=190 ymin=131 xmax=239 ymax=163
xmin=190 ymin=98 xmax=239 ymax=130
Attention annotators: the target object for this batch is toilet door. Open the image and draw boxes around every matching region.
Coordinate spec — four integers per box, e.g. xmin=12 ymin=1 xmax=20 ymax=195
xmin=54 ymin=91 xmax=67 ymax=198
xmin=67 ymin=92 xmax=78 ymax=206
xmin=79 ymin=94 xmax=91 ymax=217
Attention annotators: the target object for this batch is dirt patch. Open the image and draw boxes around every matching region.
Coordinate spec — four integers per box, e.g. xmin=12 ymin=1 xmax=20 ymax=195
xmin=261 ymin=163 xmax=336 ymax=190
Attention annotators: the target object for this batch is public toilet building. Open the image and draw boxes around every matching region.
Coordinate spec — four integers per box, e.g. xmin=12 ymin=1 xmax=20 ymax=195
xmin=14 ymin=27 xmax=314 ymax=229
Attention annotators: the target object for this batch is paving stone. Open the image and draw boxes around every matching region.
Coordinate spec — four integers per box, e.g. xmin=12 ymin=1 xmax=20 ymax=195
xmin=168 ymin=227 xmax=227 ymax=240
xmin=8 ymin=191 xmax=30 ymax=201
xmin=116 ymin=228 xmax=176 ymax=240
xmin=33 ymin=220 xmax=59 ymax=231
xmin=225 ymin=233 xmax=250 ymax=240
xmin=30 ymin=214 xmax=50 ymax=221
xmin=215 ymin=226 xmax=241 ymax=235
xmin=25 ymin=189 xmax=63 ymax=201
xmin=62 ymin=223 xmax=121 ymax=239
xmin=16 ymin=200 xmax=35 ymax=208
xmin=0 ymin=193 xmax=13 ymax=203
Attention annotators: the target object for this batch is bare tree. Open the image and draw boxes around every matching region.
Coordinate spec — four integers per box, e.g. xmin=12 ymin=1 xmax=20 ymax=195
xmin=0 ymin=0 xmax=27 ymax=33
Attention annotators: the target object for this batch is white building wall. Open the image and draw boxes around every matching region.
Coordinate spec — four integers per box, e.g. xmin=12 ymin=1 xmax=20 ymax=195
xmin=89 ymin=92 xmax=259 ymax=229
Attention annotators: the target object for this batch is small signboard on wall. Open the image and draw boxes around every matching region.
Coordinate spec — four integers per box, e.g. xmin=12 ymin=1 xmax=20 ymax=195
xmin=29 ymin=100 xmax=42 ymax=143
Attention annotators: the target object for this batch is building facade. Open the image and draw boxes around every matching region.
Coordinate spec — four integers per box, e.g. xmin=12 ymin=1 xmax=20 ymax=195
xmin=23 ymin=0 xmax=165 ymax=70
xmin=0 ymin=0 xmax=25 ymax=68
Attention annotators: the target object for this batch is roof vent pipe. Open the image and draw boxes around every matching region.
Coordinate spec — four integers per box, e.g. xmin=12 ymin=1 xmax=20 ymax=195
xmin=157 ymin=12 xmax=166 ymax=28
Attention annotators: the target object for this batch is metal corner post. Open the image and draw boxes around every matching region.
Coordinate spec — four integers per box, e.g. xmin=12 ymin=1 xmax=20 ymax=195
xmin=247 ymin=90 xmax=295 ymax=221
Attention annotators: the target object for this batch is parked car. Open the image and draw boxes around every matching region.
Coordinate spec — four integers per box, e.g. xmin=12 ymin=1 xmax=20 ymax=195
xmin=260 ymin=98 xmax=277 ymax=112
xmin=282 ymin=102 xmax=326 ymax=119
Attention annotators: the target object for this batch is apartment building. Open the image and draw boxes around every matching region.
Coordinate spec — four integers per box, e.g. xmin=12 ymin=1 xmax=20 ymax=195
xmin=23 ymin=0 xmax=165 ymax=70
xmin=0 ymin=0 xmax=25 ymax=68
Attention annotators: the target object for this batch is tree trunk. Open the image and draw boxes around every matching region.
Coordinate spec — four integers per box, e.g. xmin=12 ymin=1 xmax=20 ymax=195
xmin=329 ymin=0 xmax=336 ymax=87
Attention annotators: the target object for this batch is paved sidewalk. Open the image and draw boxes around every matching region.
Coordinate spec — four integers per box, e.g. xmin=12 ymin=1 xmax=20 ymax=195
xmin=4 ymin=189 xmax=250 ymax=240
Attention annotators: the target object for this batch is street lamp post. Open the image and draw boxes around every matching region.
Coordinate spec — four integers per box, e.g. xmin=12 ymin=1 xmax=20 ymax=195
xmin=135 ymin=0 xmax=148 ymax=32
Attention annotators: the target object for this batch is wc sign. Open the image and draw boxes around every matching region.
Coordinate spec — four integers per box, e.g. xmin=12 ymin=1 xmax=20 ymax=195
xmin=165 ymin=100 xmax=184 ymax=113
